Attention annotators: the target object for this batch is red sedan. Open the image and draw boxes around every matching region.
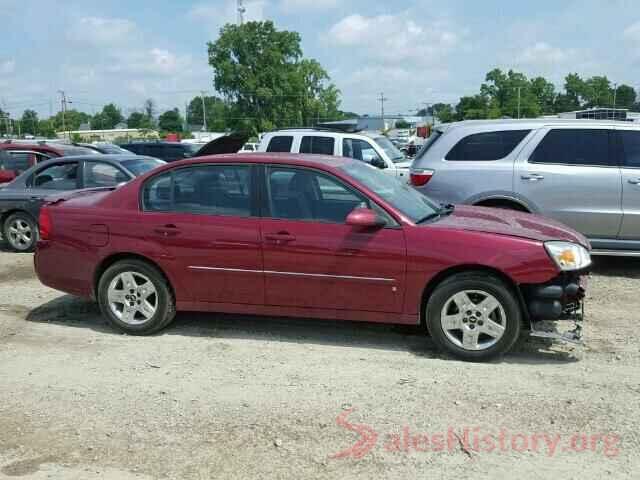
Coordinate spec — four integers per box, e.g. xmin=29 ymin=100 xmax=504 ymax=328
xmin=34 ymin=154 xmax=590 ymax=361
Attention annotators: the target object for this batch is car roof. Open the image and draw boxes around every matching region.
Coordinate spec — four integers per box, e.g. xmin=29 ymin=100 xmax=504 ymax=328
xmin=263 ymin=129 xmax=380 ymax=141
xmin=140 ymin=152 xmax=356 ymax=175
xmin=437 ymin=118 xmax=640 ymax=132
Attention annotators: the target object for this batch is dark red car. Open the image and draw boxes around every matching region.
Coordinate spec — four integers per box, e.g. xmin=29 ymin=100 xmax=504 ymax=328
xmin=34 ymin=154 xmax=591 ymax=361
xmin=0 ymin=141 xmax=98 ymax=184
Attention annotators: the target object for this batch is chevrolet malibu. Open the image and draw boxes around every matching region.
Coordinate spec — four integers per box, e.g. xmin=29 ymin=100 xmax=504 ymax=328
xmin=34 ymin=154 xmax=590 ymax=361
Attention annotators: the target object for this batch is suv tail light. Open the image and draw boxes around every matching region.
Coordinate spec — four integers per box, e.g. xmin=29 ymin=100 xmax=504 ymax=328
xmin=410 ymin=168 xmax=434 ymax=187
xmin=39 ymin=206 xmax=52 ymax=241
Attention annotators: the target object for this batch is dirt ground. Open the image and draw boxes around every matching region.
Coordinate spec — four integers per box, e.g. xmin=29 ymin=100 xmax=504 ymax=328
xmin=0 ymin=248 xmax=639 ymax=479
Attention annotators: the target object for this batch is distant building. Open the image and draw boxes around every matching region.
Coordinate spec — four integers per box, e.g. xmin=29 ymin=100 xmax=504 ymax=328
xmin=556 ymin=108 xmax=640 ymax=122
xmin=317 ymin=114 xmax=430 ymax=132
xmin=57 ymin=128 xmax=159 ymax=142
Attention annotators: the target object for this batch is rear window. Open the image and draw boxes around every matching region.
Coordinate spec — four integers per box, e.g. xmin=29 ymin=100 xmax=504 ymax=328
xmin=530 ymin=129 xmax=612 ymax=166
xmin=266 ymin=136 xmax=293 ymax=153
xmin=445 ymin=130 xmax=530 ymax=161
xmin=2 ymin=152 xmax=31 ymax=173
xmin=299 ymin=136 xmax=335 ymax=155
xmin=619 ymin=130 xmax=640 ymax=168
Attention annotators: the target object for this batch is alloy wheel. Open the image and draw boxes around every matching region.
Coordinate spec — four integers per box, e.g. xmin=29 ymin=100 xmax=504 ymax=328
xmin=7 ymin=218 xmax=33 ymax=250
xmin=107 ymin=271 xmax=158 ymax=325
xmin=440 ymin=289 xmax=507 ymax=351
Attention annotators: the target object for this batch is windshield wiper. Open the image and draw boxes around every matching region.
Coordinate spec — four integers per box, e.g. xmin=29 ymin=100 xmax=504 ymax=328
xmin=415 ymin=204 xmax=455 ymax=224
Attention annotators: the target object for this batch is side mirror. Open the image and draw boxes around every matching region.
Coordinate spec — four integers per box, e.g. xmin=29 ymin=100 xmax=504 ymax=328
xmin=370 ymin=157 xmax=387 ymax=169
xmin=346 ymin=207 xmax=386 ymax=229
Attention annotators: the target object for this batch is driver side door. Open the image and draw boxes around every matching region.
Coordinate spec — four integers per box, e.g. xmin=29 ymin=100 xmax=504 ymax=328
xmin=260 ymin=165 xmax=407 ymax=313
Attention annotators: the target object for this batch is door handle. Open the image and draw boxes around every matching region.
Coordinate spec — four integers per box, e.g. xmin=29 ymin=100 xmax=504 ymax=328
xmin=154 ymin=224 xmax=180 ymax=237
xmin=521 ymin=173 xmax=544 ymax=181
xmin=628 ymin=178 xmax=640 ymax=185
xmin=264 ymin=232 xmax=296 ymax=244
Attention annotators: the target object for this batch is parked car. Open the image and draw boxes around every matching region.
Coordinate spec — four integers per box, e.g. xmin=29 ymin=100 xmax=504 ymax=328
xmin=258 ymin=128 xmax=412 ymax=180
xmin=239 ymin=142 xmax=259 ymax=152
xmin=78 ymin=143 xmax=132 ymax=155
xmin=120 ymin=135 xmax=248 ymax=162
xmin=410 ymin=118 xmax=640 ymax=255
xmin=0 ymin=154 xmax=164 ymax=252
xmin=34 ymin=153 xmax=590 ymax=361
xmin=0 ymin=141 xmax=99 ymax=184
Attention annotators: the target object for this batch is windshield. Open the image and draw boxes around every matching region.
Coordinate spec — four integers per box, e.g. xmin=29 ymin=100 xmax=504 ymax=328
xmin=121 ymin=158 xmax=166 ymax=176
xmin=184 ymin=143 xmax=204 ymax=155
xmin=340 ymin=161 xmax=440 ymax=222
xmin=373 ymin=136 xmax=406 ymax=163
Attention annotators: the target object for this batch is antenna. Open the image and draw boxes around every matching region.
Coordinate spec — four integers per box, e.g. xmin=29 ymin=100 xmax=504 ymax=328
xmin=237 ymin=0 xmax=246 ymax=25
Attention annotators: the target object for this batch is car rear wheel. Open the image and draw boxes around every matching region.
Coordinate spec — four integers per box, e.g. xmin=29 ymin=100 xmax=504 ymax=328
xmin=425 ymin=272 xmax=521 ymax=361
xmin=98 ymin=259 xmax=175 ymax=335
xmin=3 ymin=212 xmax=38 ymax=252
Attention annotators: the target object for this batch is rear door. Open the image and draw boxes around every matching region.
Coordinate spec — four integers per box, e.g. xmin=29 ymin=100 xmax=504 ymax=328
xmin=515 ymin=127 xmax=622 ymax=239
xmin=141 ymin=163 xmax=264 ymax=305
xmin=617 ymin=128 xmax=640 ymax=240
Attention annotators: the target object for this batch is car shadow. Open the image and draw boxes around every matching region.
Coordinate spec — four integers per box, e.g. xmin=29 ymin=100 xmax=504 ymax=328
xmin=589 ymin=255 xmax=640 ymax=278
xmin=24 ymin=294 xmax=579 ymax=364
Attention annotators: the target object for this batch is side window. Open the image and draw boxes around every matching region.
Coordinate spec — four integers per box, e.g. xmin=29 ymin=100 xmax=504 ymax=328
xmin=6 ymin=152 xmax=33 ymax=174
xmin=266 ymin=136 xmax=294 ymax=153
xmin=167 ymin=146 xmax=190 ymax=161
xmin=530 ymin=129 xmax=612 ymax=166
xmin=142 ymin=172 xmax=172 ymax=211
xmin=142 ymin=165 xmax=252 ymax=217
xmin=299 ymin=136 xmax=335 ymax=155
xmin=445 ymin=130 xmax=531 ymax=161
xmin=620 ymin=131 xmax=640 ymax=168
xmin=83 ymin=162 xmax=128 ymax=188
xmin=266 ymin=167 xmax=366 ymax=223
xmin=342 ymin=139 xmax=383 ymax=164
xmin=32 ymin=162 xmax=79 ymax=190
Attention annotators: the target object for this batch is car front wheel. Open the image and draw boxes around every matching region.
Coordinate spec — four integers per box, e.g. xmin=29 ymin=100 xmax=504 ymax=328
xmin=3 ymin=212 xmax=38 ymax=252
xmin=425 ymin=272 xmax=521 ymax=361
xmin=97 ymin=259 xmax=176 ymax=335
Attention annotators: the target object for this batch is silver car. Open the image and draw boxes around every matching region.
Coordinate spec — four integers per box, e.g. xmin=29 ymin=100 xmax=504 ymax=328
xmin=410 ymin=118 xmax=640 ymax=255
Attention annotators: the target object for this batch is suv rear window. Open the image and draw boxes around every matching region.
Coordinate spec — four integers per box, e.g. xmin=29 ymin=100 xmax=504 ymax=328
xmin=299 ymin=136 xmax=334 ymax=155
xmin=530 ymin=129 xmax=612 ymax=166
xmin=445 ymin=130 xmax=530 ymax=161
xmin=266 ymin=136 xmax=294 ymax=153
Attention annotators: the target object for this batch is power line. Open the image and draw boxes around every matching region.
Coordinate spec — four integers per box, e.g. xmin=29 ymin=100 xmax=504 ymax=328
xmin=378 ymin=92 xmax=388 ymax=121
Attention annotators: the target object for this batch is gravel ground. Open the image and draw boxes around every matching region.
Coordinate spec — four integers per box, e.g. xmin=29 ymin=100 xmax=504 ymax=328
xmin=0 ymin=249 xmax=639 ymax=479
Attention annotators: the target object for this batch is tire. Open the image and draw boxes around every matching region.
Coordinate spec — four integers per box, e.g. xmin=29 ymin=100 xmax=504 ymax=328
xmin=97 ymin=259 xmax=176 ymax=335
xmin=2 ymin=212 xmax=38 ymax=252
xmin=425 ymin=272 xmax=521 ymax=361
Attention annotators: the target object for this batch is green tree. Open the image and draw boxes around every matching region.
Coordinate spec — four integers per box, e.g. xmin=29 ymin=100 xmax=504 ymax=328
xmin=20 ymin=109 xmax=39 ymax=135
xmin=563 ymin=73 xmax=587 ymax=110
xmin=614 ymin=84 xmax=636 ymax=109
xmin=94 ymin=103 xmax=124 ymax=130
xmin=158 ymin=108 xmax=183 ymax=132
xmin=455 ymin=95 xmax=491 ymax=120
xmin=127 ymin=111 xmax=153 ymax=129
xmin=529 ymin=77 xmax=556 ymax=115
xmin=583 ymin=76 xmax=612 ymax=107
xmin=186 ymin=95 xmax=228 ymax=131
xmin=431 ymin=103 xmax=455 ymax=123
xmin=51 ymin=109 xmax=91 ymax=132
xmin=208 ymin=20 xmax=341 ymax=134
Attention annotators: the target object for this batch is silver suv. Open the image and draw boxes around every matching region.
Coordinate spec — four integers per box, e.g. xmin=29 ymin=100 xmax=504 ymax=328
xmin=410 ymin=119 xmax=640 ymax=255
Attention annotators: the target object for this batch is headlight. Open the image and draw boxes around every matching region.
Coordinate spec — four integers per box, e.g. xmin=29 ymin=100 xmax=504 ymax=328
xmin=544 ymin=241 xmax=591 ymax=271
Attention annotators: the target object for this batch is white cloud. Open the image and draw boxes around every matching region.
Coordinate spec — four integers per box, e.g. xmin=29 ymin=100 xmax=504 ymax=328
xmin=326 ymin=13 xmax=460 ymax=65
xmin=0 ymin=59 xmax=16 ymax=75
xmin=67 ymin=16 xmax=137 ymax=46
xmin=624 ymin=21 xmax=640 ymax=42
xmin=280 ymin=0 xmax=339 ymax=11
xmin=517 ymin=42 xmax=572 ymax=67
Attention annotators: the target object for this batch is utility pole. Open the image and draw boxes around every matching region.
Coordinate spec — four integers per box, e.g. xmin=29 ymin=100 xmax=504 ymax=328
xmin=613 ymin=83 xmax=618 ymax=108
xmin=200 ymin=91 xmax=208 ymax=131
xmin=58 ymin=90 xmax=70 ymax=139
xmin=378 ymin=92 xmax=388 ymax=127
xmin=237 ymin=0 xmax=246 ymax=25
xmin=517 ymin=86 xmax=522 ymax=119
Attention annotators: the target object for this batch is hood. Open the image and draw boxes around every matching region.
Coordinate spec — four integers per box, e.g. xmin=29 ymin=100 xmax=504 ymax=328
xmin=193 ymin=133 xmax=249 ymax=157
xmin=429 ymin=205 xmax=590 ymax=248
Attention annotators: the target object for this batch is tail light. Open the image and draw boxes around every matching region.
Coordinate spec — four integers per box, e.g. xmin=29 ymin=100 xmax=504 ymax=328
xmin=39 ymin=206 xmax=52 ymax=241
xmin=410 ymin=168 xmax=434 ymax=187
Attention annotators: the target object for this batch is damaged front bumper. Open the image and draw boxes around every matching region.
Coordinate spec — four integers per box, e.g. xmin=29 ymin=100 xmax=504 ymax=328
xmin=521 ymin=270 xmax=587 ymax=344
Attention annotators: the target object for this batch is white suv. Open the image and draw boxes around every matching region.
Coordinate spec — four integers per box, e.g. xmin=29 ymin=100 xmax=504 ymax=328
xmin=258 ymin=128 xmax=412 ymax=180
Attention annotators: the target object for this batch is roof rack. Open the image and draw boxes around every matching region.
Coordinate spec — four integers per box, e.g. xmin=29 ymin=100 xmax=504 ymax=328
xmin=274 ymin=126 xmax=364 ymax=134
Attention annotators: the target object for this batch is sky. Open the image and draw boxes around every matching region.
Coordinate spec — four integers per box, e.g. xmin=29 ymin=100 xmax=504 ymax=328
xmin=1 ymin=0 xmax=640 ymax=119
